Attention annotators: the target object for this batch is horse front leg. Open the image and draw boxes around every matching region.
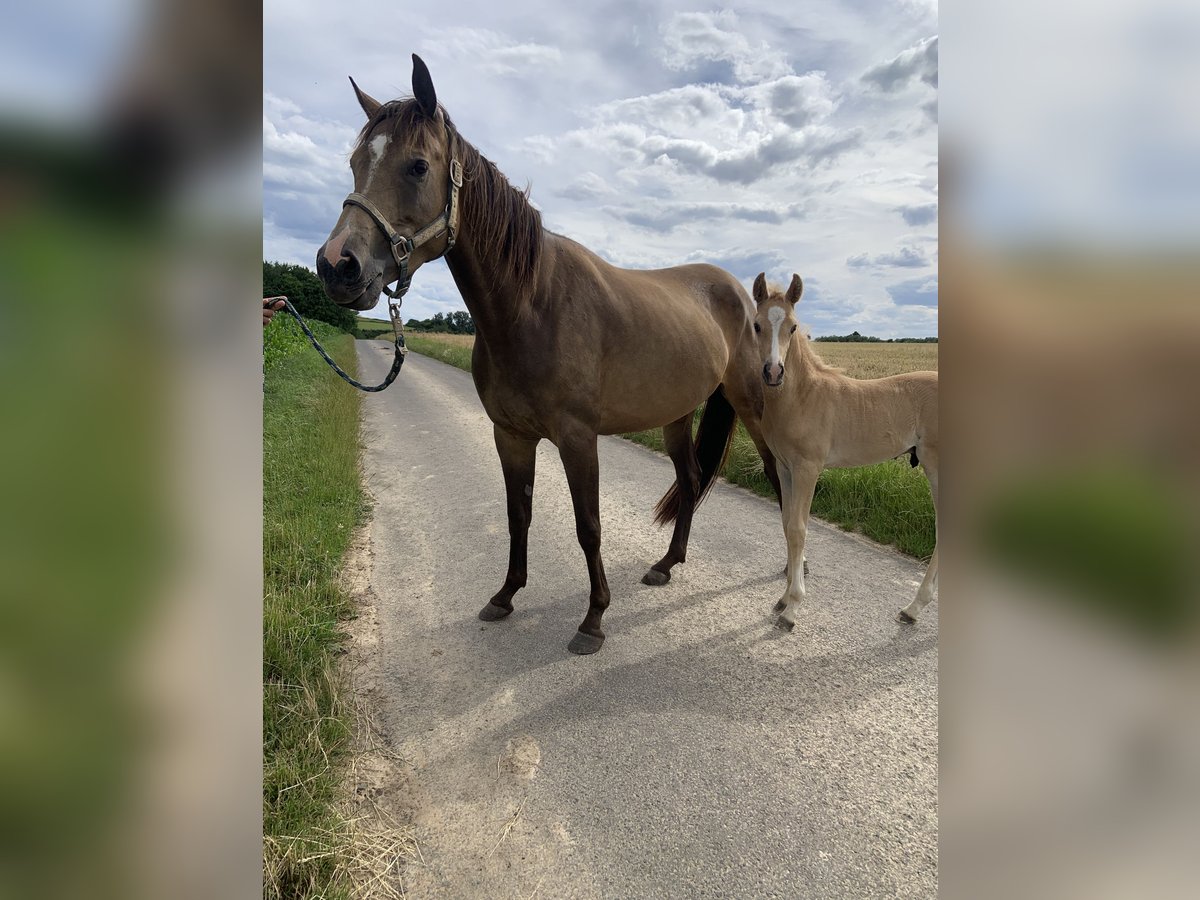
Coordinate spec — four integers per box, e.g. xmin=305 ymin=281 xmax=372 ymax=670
xmin=479 ymin=425 xmax=538 ymax=621
xmin=774 ymin=460 xmax=821 ymax=632
xmin=557 ymin=424 xmax=610 ymax=655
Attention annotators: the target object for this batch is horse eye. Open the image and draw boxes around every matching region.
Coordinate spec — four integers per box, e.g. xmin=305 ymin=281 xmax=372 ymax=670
xmin=753 ymin=322 xmax=761 ymax=333
xmin=790 ymin=325 xmax=797 ymax=334
xmin=410 ymin=159 xmax=429 ymax=177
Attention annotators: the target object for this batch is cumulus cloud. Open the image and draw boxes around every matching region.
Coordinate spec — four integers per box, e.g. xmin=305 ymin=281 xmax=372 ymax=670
xmin=896 ymin=202 xmax=938 ymax=225
xmin=847 ymin=246 xmax=930 ymax=269
xmin=862 ymin=35 xmax=938 ymax=92
xmin=660 ymin=10 xmax=792 ymax=84
xmin=602 ymin=200 xmax=806 ymax=231
xmin=421 ymin=28 xmax=562 ymax=76
xmin=886 ymin=275 xmax=939 ymax=306
xmin=555 ymin=172 xmax=615 ymax=201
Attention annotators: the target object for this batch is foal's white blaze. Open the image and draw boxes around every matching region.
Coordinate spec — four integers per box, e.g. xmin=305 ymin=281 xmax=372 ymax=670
xmin=365 ymin=133 xmax=390 ymax=188
xmin=767 ymin=306 xmax=786 ymax=368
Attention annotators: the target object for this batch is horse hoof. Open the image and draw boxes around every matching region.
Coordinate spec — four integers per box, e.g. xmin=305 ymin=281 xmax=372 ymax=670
xmin=641 ymin=568 xmax=671 ymax=586
xmin=478 ymin=603 xmax=513 ymax=621
xmin=896 ymin=609 xmax=916 ymax=625
xmin=775 ymin=616 xmax=795 ymax=633
xmin=567 ymin=631 xmax=605 ymax=655
xmin=773 ymin=599 xmax=787 ymax=613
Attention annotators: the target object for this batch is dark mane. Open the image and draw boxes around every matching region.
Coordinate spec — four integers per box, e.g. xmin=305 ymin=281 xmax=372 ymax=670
xmin=355 ymin=99 xmax=544 ymax=312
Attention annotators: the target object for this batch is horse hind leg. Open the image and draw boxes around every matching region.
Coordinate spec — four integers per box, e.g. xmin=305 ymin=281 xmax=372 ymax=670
xmin=898 ymin=544 xmax=937 ymax=623
xmin=898 ymin=454 xmax=938 ymax=623
xmin=643 ymin=414 xmax=700 ymax=586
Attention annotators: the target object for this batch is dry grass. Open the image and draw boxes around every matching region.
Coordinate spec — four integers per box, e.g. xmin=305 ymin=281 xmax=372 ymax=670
xmin=809 ymin=341 xmax=938 ymax=378
xmin=409 ymin=332 xmax=476 ymax=347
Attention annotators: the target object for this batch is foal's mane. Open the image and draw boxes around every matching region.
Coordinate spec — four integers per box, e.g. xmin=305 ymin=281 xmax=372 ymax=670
xmin=354 ymin=99 xmax=544 ymax=310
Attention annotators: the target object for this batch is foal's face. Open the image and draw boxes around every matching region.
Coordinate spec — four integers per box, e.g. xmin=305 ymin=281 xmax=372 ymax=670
xmin=751 ymin=272 xmax=804 ymax=387
xmin=316 ymin=56 xmax=456 ymax=310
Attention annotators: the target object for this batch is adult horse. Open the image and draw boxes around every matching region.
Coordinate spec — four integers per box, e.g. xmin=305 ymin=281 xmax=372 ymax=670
xmin=317 ymin=55 xmax=780 ymax=654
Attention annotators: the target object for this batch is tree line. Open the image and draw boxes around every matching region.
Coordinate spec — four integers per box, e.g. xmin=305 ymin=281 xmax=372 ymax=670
xmin=404 ymin=311 xmax=475 ymax=334
xmin=813 ymin=331 xmax=937 ymax=343
xmin=262 ymin=261 xmax=356 ymax=332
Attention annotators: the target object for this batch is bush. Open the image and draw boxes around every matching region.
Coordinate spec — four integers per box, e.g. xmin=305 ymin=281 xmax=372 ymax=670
xmin=264 ymin=260 xmax=357 ymax=333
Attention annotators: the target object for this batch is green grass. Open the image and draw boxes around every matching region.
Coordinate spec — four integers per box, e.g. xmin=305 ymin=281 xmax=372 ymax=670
xmin=263 ymin=315 xmax=364 ymax=900
xmin=405 ymin=334 xmax=936 ymax=560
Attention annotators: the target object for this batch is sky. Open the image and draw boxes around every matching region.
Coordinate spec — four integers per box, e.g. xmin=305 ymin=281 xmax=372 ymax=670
xmin=264 ymin=1 xmax=939 ymax=337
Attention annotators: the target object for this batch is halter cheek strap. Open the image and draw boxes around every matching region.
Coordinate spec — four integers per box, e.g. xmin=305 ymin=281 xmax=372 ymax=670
xmin=343 ymin=156 xmax=463 ymax=300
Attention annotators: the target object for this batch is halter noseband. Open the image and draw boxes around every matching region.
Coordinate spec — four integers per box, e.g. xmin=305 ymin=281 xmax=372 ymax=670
xmin=342 ymin=153 xmax=463 ymax=300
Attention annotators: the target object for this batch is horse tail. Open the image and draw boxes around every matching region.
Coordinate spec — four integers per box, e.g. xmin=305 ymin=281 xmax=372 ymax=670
xmin=652 ymin=388 xmax=737 ymax=526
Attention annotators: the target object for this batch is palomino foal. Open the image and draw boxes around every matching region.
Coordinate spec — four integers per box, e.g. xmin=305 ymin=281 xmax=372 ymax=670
xmin=752 ymin=273 xmax=939 ymax=630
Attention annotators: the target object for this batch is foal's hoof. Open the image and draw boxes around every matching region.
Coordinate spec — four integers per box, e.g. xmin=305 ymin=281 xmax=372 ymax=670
xmin=896 ymin=609 xmax=916 ymax=625
xmin=775 ymin=616 xmax=796 ymax=633
xmin=567 ymin=631 xmax=605 ymax=655
xmin=773 ymin=599 xmax=787 ymax=613
xmin=641 ymin=568 xmax=671 ymax=586
xmin=478 ymin=602 xmax=514 ymax=622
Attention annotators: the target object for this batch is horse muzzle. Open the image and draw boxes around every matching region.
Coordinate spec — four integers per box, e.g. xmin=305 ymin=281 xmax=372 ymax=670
xmin=763 ymin=362 xmax=785 ymax=387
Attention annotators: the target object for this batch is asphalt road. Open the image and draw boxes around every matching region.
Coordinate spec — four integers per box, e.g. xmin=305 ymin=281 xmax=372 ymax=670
xmin=351 ymin=340 xmax=938 ymax=898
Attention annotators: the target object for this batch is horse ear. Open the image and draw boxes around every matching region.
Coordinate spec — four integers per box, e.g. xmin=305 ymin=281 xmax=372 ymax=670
xmin=785 ymin=273 xmax=804 ymax=305
xmin=412 ymin=54 xmax=438 ymax=118
xmin=752 ymin=273 xmax=768 ymax=305
xmin=349 ymin=77 xmax=381 ymax=119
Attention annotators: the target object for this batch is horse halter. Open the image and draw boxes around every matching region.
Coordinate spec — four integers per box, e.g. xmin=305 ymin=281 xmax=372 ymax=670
xmin=342 ymin=152 xmax=463 ymax=300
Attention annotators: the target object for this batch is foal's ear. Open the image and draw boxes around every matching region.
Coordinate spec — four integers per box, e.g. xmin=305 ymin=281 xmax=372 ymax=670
xmin=752 ymin=273 xmax=768 ymax=305
xmin=349 ymin=76 xmax=382 ymax=120
xmin=785 ymin=273 xmax=804 ymax=305
xmin=412 ymin=54 xmax=439 ymax=118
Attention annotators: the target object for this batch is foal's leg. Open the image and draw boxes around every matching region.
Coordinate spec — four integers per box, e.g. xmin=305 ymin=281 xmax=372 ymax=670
xmin=643 ymin=414 xmax=700 ymax=586
xmin=899 ymin=458 xmax=939 ymax=623
xmin=479 ymin=426 xmax=538 ymax=621
xmin=720 ymin=381 xmax=806 ymax=578
xmin=775 ymin=461 xmax=821 ymax=632
xmin=557 ymin=425 xmax=611 ymax=655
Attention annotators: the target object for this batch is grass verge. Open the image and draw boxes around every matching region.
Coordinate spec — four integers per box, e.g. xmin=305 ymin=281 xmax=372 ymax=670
xmin=404 ymin=333 xmax=475 ymax=371
xmin=263 ymin=315 xmax=364 ymax=899
xmin=401 ymin=333 xmax=936 ymax=560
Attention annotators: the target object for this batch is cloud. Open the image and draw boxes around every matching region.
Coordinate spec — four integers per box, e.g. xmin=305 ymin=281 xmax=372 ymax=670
xmin=421 ymin=28 xmax=562 ymax=76
xmin=896 ymin=202 xmax=938 ymax=225
xmin=749 ymin=73 xmax=837 ymax=128
xmin=660 ymin=10 xmax=792 ymax=84
xmin=615 ymin=124 xmax=862 ymax=184
xmin=862 ymin=35 xmax=938 ymax=92
xmin=555 ymin=172 xmax=615 ymax=201
xmin=886 ymin=275 xmax=939 ymax=306
xmin=602 ymin=200 xmax=806 ymax=231
xmin=847 ymin=246 xmax=930 ymax=269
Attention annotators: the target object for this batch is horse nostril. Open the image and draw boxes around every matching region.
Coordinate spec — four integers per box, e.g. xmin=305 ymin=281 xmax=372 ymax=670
xmin=336 ymin=248 xmax=362 ymax=282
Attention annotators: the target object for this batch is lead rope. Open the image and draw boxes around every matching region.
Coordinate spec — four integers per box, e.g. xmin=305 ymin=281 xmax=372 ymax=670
xmin=275 ymin=297 xmax=407 ymax=393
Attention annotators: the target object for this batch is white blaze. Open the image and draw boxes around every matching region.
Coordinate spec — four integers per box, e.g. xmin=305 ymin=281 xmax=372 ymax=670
xmin=767 ymin=306 xmax=786 ymax=367
xmin=365 ymin=134 xmax=390 ymax=188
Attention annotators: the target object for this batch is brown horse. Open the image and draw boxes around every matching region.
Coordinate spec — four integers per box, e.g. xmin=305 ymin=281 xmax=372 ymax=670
xmin=317 ymin=55 xmax=780 ymax=654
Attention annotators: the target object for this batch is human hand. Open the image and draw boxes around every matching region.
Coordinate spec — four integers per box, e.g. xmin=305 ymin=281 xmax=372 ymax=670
xmin=263 ymin=296 xmax=287 ymax=327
